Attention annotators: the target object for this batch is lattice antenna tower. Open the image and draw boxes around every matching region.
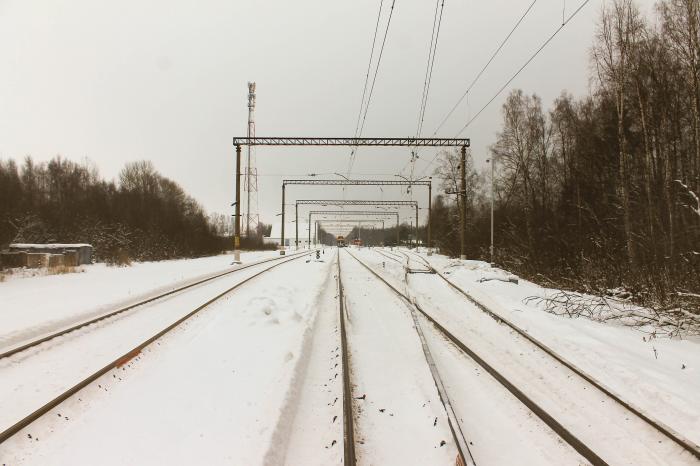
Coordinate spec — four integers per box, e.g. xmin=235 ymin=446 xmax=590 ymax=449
xmin=244 ymin=81 xmax=260 ymax=237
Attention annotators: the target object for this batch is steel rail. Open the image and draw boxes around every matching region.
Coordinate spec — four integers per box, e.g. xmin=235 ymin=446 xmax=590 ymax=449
xmin=401 ymin=250 xmax=700 ymax=460
xmin=341 ymin=249 xmax=475 ymax=466
xmin=0 ymin=251 xmax=313 ymax=445
xmin=0 ymin=252 xmax=307 ymax=361
xmin=373 ymin=248 xmax=404 ymax=265
xmin=336 ymin=253 xmax=356 ymax=465
xmin=395 ymin=249 xmax=432 ymax=274
xmin=344 ymin=249 xmax=607 ymax=466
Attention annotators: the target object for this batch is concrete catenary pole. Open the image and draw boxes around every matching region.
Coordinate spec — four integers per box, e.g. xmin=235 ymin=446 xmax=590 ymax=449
xmin=415 ymin=205 xmax=419 ymax=248
xmin=396 ymin=214 xmax=400 ymax=246
xmin=280 ymin=184 xmax=286 ymax=255
xmin=490 ymin=157 xmax=495 ymax=266
xmin=234 ymin=144 xmax=242 ymax=263
xmin=460 ymin=145 xmax=467 ymax=259
xmin=428 ymin=180 xmax=432 ymax=253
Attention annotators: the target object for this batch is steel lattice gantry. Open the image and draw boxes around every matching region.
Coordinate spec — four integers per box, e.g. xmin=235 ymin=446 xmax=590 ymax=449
xmin=295 ymin=200 xmax=418 ymax=248
xmin=281 ymin=179 xmax=431 ymax=251
xmin=231 ymin=136 xmax=469 ymax=258
xmin=233 ymin=137 xmax=469 ymax=147
xmin=307 ymin=210 xmax=400 ymax=245
xmin=315 ymin=219 xmax=386 ymax=246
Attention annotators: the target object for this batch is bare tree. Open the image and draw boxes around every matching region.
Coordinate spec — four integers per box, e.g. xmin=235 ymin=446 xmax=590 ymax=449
xmin=592 ymin=0 xmax=644 ymax=267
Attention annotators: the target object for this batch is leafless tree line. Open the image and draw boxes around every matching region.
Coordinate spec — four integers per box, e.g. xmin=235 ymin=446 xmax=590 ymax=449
xmin=0 ymin=157 xmax=230 ymax=261
xmin=432 ymin=0 xmax=700 ymax=323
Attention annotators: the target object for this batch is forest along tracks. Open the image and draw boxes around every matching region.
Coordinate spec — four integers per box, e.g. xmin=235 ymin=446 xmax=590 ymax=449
xmin=0 ymin=251 xmax=313 ymax=445
xmin=359 ymin=248 xmax=700 ymax=465
xmin=338 ymin=249 xmax=475 ymax=466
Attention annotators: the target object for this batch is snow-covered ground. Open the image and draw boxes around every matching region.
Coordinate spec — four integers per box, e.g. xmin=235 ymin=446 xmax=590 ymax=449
xmin=358 ymin=248 xmax=700 ymax=451
xmin=0 ymin=251 xmax=277 ymax=351
xmin=1 ymin=246 xmax=698 ymax=465
xmin=411 ymin=249 xmax=700 ymax=448
xmin=2 ymin=252 xmax=334 ymax=464
xmin=339 ymin=251 xmax=458 ymax=465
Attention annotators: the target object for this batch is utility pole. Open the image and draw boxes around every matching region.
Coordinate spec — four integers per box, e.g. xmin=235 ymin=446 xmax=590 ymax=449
xmin=280 ymin=184 xmax=286 ymax=255
xmin=234 ymin=144 xmax=242 ymax=264
xmin=460 ymin=145 xmax=467 ymax=260
xmin=415 ymin=205 xmax=419 ymax=248
xmin=428 ymin=181 xmax=432 ymax=254
xmin=487 ymin=157 xmax=495 ymax=266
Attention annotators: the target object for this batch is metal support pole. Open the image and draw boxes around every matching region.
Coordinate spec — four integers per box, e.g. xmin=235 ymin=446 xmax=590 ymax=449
xmin=460 ymin=145 xmax=467 ymax=260
xmin=396 ymin=215 xmax=400 ymax=246
xmin=415 ymin=205 xmax=419 ymax=249
xmin=280 ymin=184 xmax=286 ymax=255
xmin=428 ymin=181 xmax=432 ymax=253
xmin=295 ymin=203 xmax=299 ymax=250
xmin=490 ymin=157 xmax=495 ymax=266
xmin=308 ymin=212 xmax=312 ymax=248
xmin=234 ymin=144 xmax=242 ymax=263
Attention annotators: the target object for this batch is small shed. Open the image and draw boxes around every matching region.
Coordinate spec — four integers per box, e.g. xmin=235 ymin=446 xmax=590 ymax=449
xmin=9 ymin=243 xmax=93 ymax=265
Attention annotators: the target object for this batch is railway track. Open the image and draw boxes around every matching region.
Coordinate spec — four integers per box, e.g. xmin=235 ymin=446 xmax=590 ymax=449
xmin=348 ymin=248 xmax=700 ymax=465
xmin=339 ymin=249 xmax=475 ymax=466
xmin=0 ymin=251 xmax=313 ymax=445
xmin=336 ymin=252 xmax=356 ymax=465
xmin=398 ymin=248 xmax=700 ymax=462
xmin=0 ymin=251 xmax=307 ymax=361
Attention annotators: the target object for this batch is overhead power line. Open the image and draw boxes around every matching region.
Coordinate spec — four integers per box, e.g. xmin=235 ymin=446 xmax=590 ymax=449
xmin=456 ymin=0 xmax=590 ymax=136
xmin=415 ymin=0 xmax=589 ymax=179
xmin=352 ymin=0 xmax=385 ymax=141
xmin=349 ymin=0 xmax=398 ymax=175
xmin=416 ymin=0 xmax=446 ymax=138
xmin=400 ymin=0 xmax=446 ymax=190
xmin=432 ymin=0 xmax=537 ymax=137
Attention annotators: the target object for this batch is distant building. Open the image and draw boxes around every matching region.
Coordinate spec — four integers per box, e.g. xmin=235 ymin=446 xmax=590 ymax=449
xmin=8 ymin=243 xmax=93 ymax=265
xmin=264 ymin=222 xmax=312 ymax=248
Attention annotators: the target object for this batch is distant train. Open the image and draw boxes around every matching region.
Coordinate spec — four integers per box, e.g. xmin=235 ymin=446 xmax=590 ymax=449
xmin=336 ymin=236 xmax=346 ymax=247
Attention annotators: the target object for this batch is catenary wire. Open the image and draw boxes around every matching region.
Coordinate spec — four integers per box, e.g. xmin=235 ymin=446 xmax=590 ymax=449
xmin=431 ymin=0 xmax=538 ymax=137
xmin=349 ymin=0 xmax=398 ymax=175
xmin=456 ymin=0 xmax=590 ymax=136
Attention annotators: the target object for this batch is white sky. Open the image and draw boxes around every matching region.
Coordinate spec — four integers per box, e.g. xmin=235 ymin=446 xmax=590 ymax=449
xmin=0 ymin=0 xmax=656 ymax=227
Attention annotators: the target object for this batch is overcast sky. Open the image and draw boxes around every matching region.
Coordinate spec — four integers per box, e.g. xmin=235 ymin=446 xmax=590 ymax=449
xmin=0 ymin=0 xmax=657 ymax=230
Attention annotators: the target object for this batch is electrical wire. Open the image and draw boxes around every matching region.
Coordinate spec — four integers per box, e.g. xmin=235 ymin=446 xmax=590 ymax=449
xmin=415 ymin=0 xmax=590 ymax=178
xmin=456 ymin=0 xmax=590 ymax=136
xmin=352 ymin=0 xmax=386 ymax=142
xmin=348 ymin=0 xmax=398 ymax=175
xmin=396 ymin=0 xmax=445 ymax=200
xmin=415 ymin=0 xmax=445 ymax=138
xmin=431 ymin=0 xmax=537 ymax=137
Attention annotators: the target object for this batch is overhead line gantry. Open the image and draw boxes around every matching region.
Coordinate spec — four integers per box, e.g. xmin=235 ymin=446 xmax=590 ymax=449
xmin=282 ymin=178 xmax=431 ymax=251
xmin=231 ymin=137 xmax=469 ymax=259
xmin=295 ymin=200 xmax=418 ymax=249
xmin=308 ymin=210 xmax=400 ymax=245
